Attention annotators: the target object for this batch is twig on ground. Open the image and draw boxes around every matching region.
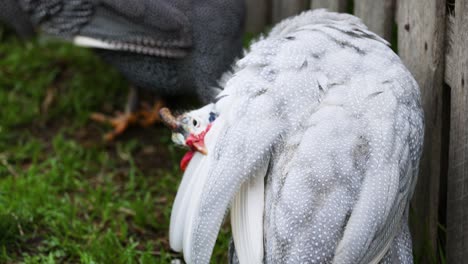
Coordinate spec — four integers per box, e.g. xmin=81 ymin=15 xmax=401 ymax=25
xmin=11 ymin=213 xmax=25 ymax=236
xmin=0 ymin=153 xmax=19 ymax=178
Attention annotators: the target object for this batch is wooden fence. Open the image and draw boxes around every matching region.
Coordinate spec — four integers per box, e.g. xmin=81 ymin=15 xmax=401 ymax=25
xmin=244 ymin=0 xmax=467 ymax=263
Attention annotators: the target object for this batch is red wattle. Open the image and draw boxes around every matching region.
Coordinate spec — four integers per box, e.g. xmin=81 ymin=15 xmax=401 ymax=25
xmin=180 ymin=151 xmax=195 ymax=171
xmin=179 ymin=123 xmax=213 ymax=171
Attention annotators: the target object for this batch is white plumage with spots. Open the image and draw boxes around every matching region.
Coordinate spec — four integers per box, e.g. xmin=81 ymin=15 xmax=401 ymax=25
xmin=164 ymin=9 xmax=424 ymax=264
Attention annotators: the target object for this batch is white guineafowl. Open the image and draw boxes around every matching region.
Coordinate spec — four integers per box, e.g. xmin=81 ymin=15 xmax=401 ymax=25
xmin=161 ymin=10 xmax=424 ymax=264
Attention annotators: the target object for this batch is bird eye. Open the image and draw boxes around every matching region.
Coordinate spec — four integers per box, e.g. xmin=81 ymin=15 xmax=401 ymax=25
xmin=193 ymin=119 xmax=198 ymax=127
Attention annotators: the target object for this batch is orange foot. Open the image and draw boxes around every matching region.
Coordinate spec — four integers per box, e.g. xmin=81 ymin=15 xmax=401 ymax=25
xmin=90 ymin=111 xmax=139 ymax=141
xmin=138 ymin=100 xmax=165 ymax=127
xmin=90 ymin=99 xmax=165 ymax=141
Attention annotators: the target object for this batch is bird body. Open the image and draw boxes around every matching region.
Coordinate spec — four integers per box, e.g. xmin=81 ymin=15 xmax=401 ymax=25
xmin=2 ymin=0 xmax=245 ymax=102
xmin=0 ymin=0 xmax=35 ymax=38
xmin=165 ymin=10 xmax=423 ymax=264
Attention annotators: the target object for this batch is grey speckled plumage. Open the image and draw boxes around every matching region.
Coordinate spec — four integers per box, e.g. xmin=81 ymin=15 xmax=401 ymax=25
xmin=168 ymin=10 xmax=423 ymax=264
xmin=1 ymin=0 xmax=245 ymax=103
xmin=0 ymin=0 xmax=35 ymax=38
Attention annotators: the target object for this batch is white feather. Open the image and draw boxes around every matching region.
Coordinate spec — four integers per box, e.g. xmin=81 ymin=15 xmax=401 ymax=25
xmin=73 ymin=36 xmax=119 ymax=50
xmin=169 ymin=153 xmax=204 ymax=251
xmin=182 ymin=153 xmax=213 ymax=262
xmin=169 ymin=115 xmax=227 ymax=263
xmin=231 ymin=171 xmax=265 ymax=264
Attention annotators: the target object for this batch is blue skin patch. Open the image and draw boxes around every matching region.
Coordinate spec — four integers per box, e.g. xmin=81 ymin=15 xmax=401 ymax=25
xmin=209 ymin=112 xmax=217 ymax=123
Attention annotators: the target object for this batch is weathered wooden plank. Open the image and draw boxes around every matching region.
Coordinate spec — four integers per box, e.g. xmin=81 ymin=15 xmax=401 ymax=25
xmin=310 ymin=0 xmax=348 ymax=13
xmin=445 ymin=1 xmax=468 ymax=262
xmin=396 ymin=0 xmax=447 ymax=260
xmin=245 ymin=0 xmax=270 ymax=34
xmin=272 ymin=0 xmax=309 ymax=23
xmin=354 ymin=0 xmax=395 ymax=41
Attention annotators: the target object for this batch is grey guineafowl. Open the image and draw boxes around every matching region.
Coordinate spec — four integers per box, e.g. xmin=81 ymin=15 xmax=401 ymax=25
xmin=0 ymin=0 xmax=245 ymax=140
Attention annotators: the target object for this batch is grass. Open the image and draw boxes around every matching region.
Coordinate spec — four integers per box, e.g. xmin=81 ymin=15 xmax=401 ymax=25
xmin=0 ymin=28 xmax=231 ymax=263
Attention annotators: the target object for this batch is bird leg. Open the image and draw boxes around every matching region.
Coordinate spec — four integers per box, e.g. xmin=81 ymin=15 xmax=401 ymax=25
xmin=90 ymin=110 xmax=139 ymax=141
xmin=90 ymin=86 xmax=165 ymax=141
xmin=90 ymin=86 xmax=140 ymax=141
xmin=138 ymin=99 xmax=164 ymax=127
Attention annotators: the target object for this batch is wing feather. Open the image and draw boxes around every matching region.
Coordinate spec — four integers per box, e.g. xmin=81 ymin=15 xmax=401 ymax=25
xmin=231 ymin=163 xmax=266 ymax=264
xmin=332 ymin=83 xmax=422 ymax=263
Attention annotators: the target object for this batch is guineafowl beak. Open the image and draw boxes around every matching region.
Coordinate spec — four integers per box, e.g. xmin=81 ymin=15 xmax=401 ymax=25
xmin=185 ymin=130 xmax=209 ymax=155
xmin=178 ymin=129 xmax=209 ymax=171
xmin=194 ymin=142 xmax=208 ymax=155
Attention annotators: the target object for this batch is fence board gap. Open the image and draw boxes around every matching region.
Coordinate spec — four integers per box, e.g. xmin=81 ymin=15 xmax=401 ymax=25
xmin=437 ymin=82 xmax=451 ymax=263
